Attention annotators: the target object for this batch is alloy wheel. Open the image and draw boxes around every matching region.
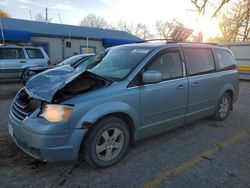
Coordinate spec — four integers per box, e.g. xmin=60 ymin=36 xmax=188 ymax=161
xmin=96 ymin=127 xmax=124 ymax=161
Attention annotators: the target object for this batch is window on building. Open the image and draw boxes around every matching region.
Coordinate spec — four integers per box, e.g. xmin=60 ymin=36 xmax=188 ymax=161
xmin=185 ymin=48 xmax=215 ymax=76
xmin=25 ymin=48 xmax=44 ymax=59
xmin=213 ymin=49 xmax=236 ymax=71
xmin=0 ymin=48 xmax=25 ymax=59
xmin=146 ymin=50 xmax=183 ymax=80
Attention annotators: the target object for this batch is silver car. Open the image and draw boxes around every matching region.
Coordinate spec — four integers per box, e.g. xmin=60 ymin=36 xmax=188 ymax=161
xmin=0 ymin=45 xmax=51 ymax=79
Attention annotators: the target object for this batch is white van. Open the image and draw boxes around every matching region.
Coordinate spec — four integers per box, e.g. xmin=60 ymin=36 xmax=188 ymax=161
xmin=0 ymin=45 xmax=51 ymax=79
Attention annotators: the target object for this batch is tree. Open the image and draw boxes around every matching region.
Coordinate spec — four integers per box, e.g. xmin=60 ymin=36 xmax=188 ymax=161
xmin=116 ymin=20 xmax=134 ymax=34
xmin=0 ymin=10 xmax=10 ymax=18
xmin=79 ymin=14 xmax=153 ymax=39
xmin=79 ymin=14 xmax=110 ymax=29
xmin=155 ymin=19 xmax=183 ymax=39
xmin=134 ymin=24 xmax=153 ymax=39
xmin=218 ymin=0 xmax=250 ymax=41
xmin=116 ymin=20 xmax=153 ymax=39
xmin=190 ymin=0 xmax=230 ymax=17
xmin=34 ymin=13 xmax=52 ymax=22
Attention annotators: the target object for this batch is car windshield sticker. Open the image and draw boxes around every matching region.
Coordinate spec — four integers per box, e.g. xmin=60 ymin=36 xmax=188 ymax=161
xmin=131 ymin=49 xmax=150 ymax=54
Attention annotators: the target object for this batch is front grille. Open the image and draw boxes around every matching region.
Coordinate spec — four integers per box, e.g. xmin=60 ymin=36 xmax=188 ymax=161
xmin=12 ymin=89 xmax=41 ymax=121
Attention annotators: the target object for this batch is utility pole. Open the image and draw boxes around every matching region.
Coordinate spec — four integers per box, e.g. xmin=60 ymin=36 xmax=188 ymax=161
xmin=0 ymin=18 xmax=5 ymax=44
xmin=45 ymin=7 xmax=48 ymax=23
xmin=29 ymin=9 xmax=33 ymax=20
xmin=58 ymin=14 xmax=62 ymax=24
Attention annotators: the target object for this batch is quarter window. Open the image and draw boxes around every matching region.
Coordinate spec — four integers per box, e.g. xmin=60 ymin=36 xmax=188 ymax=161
xmin=0 ymin=48 xmax=25 ymax=59
xmin=213 ymin=49 xmax=236 ymax=71
xmin=26 ymin=49 xmax=44 ymax=59
xmin=146 ymin=51 xmax=183 ymax=80
xmin=185 ymin=48 xmax=215 ymax=76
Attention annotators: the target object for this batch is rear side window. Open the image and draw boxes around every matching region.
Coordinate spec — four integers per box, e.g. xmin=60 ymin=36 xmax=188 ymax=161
xmin=0 ymin=48 xmax=25 ymax=59
xmin=185 ymin=48 xmax=215 ymax=76
xmin=26 ymin=48 xmax=44 ymax=59
xmin=213 ymin=49 xmax=236 ymax=71
xmin=146 ymin=50 xmax=183 ymax=80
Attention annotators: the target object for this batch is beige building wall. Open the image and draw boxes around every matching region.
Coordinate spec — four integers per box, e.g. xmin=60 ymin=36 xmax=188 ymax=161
xmin=31 ymin=36 xmax=104 ymax=64
xmin=64 ymin=39 xmax=103 ymax=58
xmin=31 ymin=36 xmax=62 ymax=64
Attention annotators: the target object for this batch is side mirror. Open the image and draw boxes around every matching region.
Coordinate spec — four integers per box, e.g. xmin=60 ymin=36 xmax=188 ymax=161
xmin=142 ymin=70 xmax=162 ymax=84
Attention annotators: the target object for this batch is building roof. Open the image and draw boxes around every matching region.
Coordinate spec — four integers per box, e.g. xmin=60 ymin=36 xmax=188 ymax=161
xmin=0 ymin=18 xmax=142 ymax=42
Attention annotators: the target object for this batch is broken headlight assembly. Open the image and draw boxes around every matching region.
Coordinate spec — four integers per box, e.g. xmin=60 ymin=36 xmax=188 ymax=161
xmin=39 ymin=104 xmax=73 ymax=123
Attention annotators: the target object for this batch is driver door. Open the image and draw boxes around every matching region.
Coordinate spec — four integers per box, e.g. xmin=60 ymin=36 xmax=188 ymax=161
xmin=139 ymin=48 xmax=188 ymax=138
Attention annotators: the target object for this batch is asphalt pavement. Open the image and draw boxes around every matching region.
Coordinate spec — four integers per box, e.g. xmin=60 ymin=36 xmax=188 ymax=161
xmin=0 ymin=82 xmax=250 ymax=188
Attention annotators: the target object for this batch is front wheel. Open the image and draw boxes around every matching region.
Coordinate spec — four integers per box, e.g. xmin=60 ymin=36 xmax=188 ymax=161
xmin=81 ymin=117 xmax=130 ymax=168
xmin=213 ymin=93 xmax=232 ymax=121
xmin=21 ymin=69 xmax=30 ymax=85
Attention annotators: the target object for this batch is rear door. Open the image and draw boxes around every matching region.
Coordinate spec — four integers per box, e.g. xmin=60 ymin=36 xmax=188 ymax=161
xmin=139 ymin=48 xmax=188 ymax=137
xmin=183 ymin=47 xmax=220 ymax=122
xmin=0 ymin=47 xmax=26 ymax=78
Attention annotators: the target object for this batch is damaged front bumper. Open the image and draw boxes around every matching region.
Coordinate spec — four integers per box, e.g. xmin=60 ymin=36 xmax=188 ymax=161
xmin=8 ymin=109 xmax=87 ymax=161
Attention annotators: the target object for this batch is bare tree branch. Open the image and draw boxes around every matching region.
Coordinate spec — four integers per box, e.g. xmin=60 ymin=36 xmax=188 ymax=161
xmin=191 ymin=0 xmax=231 ymax=18
xmin=211 ymin=0 xmax=230 ymax=18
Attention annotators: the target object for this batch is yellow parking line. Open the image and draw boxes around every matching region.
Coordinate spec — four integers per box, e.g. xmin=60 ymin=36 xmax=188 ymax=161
xmin=143 ymin=129 xmax=250 ymax=188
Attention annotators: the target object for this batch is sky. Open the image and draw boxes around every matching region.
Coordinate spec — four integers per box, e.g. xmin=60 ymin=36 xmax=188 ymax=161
xmin=0 ymin=0 xmax=223 ymax=40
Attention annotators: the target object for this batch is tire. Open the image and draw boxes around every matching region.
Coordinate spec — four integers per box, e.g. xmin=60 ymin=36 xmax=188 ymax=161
xmin=21 ymin=69 xmax=29 ymax=85
xmin=81 ymin=117 xmax=130 ymax=168
xmin=213 ymin=92 xmax=232 ymax=121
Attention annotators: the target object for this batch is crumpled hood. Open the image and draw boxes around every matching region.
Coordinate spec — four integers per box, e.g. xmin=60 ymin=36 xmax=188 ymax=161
xmin=25 ymin=65 xmax=84 ymax=102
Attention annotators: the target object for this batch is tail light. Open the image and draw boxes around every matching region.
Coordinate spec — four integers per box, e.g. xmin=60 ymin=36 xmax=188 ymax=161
xmin=47 ymin=59 xmax=52 ymax=65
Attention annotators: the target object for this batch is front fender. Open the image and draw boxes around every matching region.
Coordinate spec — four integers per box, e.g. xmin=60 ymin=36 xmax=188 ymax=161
xmin=76 ymin=101 xmax=140 ymax=139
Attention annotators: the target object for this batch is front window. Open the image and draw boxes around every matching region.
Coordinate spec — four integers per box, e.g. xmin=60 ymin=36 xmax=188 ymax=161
xmin=78 ymin=47 xmax=151 ymax=81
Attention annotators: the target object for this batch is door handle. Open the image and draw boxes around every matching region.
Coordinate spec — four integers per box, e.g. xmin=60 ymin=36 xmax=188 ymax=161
xmin=190 ymin=82 xmax=199 ymax=87
xmin=20 ymin=60 xmax=26 ymax=63
xmin=177 ymin=84 xmax=187 ymax=89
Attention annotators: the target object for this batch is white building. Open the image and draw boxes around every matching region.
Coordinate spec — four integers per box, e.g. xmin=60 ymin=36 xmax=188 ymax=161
xmin=0 ymin=18 xmax=142 ymax=64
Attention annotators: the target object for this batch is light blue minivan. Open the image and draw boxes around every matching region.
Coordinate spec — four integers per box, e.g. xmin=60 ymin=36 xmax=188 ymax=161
xmin=8 ymin=43 xmax=239 ymax=167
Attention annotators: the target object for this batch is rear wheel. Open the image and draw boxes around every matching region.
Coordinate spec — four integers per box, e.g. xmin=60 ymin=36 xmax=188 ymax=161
xmin=81 ymin=117 xmax=130 ymax=168
xmin=213 ymin=92 xmax=232 ymax=121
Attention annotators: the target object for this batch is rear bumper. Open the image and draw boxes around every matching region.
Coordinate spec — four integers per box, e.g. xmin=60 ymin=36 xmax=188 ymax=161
xmin=8 ymin=110 xmax=87 ymax=161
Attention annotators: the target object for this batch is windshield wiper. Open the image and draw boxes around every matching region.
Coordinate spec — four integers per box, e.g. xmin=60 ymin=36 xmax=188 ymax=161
xmin=85 ymin=70 xmax=114 ymax=82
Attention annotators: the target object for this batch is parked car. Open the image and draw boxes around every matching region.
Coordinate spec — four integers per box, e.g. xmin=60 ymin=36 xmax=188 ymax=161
xmin=22 ymin=54 xmax=94 ymax=85
xmin=0 ymin=45 xmax=51 ymax=79
xmin=8 ymin=43 xmax=239 ymax=168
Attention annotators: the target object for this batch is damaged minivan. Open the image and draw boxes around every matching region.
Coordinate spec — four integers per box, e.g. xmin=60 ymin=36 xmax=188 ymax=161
xmin=8 ymin=43 xmax=239 ymax=168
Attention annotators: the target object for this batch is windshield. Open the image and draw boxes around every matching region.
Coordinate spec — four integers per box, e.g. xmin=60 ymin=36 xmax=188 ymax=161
xmin=78 ymin=47 xmax=151 ymax=81
xmin=58 ymin=55 xmax=84 ymax=66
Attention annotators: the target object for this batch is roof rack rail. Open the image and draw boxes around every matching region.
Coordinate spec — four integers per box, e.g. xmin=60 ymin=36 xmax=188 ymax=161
xmin=137 ymin=40 xmax=223 ymax=46
xmin=139 ymin=38 xmax=177 ymax=43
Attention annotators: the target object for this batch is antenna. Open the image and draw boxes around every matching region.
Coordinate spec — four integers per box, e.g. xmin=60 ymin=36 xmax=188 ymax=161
xmin=58 ymin=14 xmax=62 ymax=24
xmin=0 ymin=18 xmax=5 ymax=44
xmin=29 ymin=9 xmax=33 ymax=20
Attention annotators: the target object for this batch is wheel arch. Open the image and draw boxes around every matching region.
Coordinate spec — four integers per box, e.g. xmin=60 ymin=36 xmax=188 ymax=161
xmin=77 ymin=102 xmax=140 ymax=148
xmin=217 ymin=84 xmax=235 ymax=110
